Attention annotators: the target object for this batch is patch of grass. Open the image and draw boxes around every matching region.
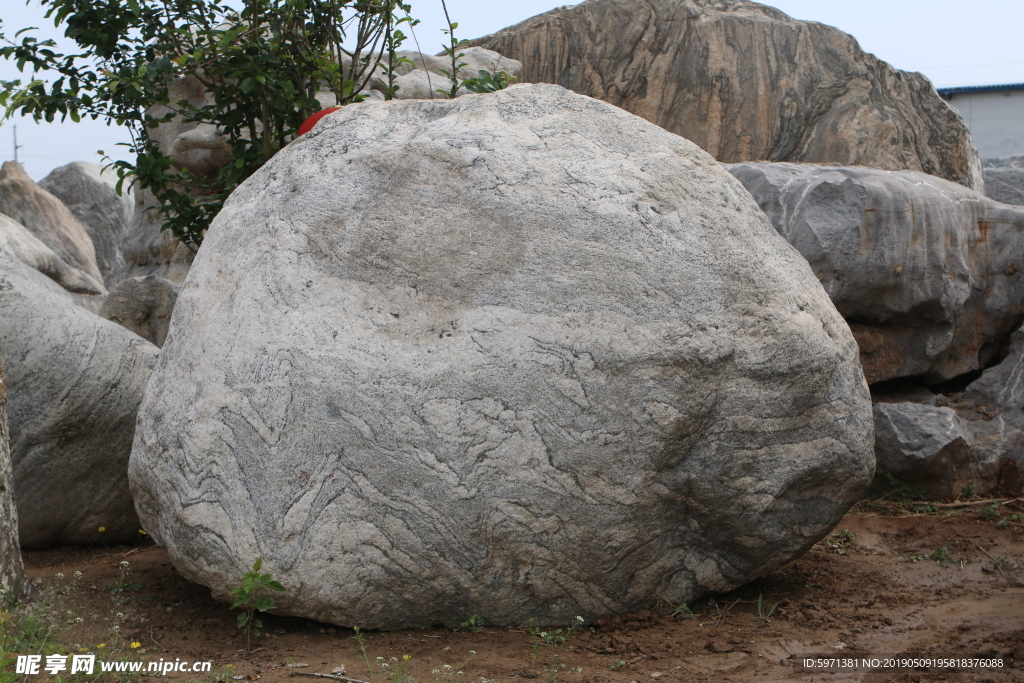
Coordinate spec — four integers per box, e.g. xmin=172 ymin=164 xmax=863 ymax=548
xmin=824 ymin=529 xmax=854 ymax=555
xmin=979 ymin=502 xmax=1002 ymax=521
xmin=754 ymin=593 xmax=779 ymax=624
xmin=929 ymin=546 xmax=954 ymax=568
xmin=457 ymin=614 xmax=485 ymax=633
xmin=527 ymin=616 xmax=584 ymax=683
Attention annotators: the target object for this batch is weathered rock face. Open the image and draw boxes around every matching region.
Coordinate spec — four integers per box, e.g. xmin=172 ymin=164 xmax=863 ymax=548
xmin=958 ymin=327 xmax=1024 ymax=495
xmin=727 ymin=162 xmax=1024 ymax=385
xmin=130 ymin=84 xmax=874 ymax=629
xmin=873 ymin=324 xmax=1024 ymax=499
xmin=0 ymin=246 xmax=159 ymax=548
xmin=873 ymin=402 xmax=976 ymax=498
xmin=122 ymin=188 xmax=195 ymax=284
xmin=473 ymin=0 xmax=983 ymax=191
xmin=40 ymin=162 xmax=133 ymax=288
xmin=0 ymin=342 xmax=26 ymax=597
xmin=983 ymin=155 xmax=1024 ymax=206
xmin=0 ymin=161 xmax=105 ymax=287
xmin=0 ymin=213 xmax=106 ymax=295
xmin=100 ymin=276 xmax=180 ymax=347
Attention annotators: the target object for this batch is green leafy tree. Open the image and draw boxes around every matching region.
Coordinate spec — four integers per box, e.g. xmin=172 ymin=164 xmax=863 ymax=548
xmin=0 ymin=0 xmax=414 ymax=247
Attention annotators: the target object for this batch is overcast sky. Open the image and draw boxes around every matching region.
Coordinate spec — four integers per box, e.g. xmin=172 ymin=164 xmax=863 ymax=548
xmin=2 ymin=0 xmax=1023 ymax=180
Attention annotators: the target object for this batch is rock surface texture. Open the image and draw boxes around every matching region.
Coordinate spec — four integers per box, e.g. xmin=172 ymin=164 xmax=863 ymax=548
xmin=727 ymin=162 xmax=1024 ymax=385
xmin=983 ymin=155 xmax=1024 ymax=206
xmin=0 ymin=342 xmax=26 ymax=597
xmin=873 ymin=402 xmax=976 ymax=498
xmin=0 ymin=246 xmax=158 ymax=548
xmin=100 ymin=276 xmax=180 ymax=347
xmin=0 ymin=161 xmax=105 ymax=287
xmin=40 ymin=162 xmax=133 ymax=288
xmin=472 ymin=0 xmax=983 ymax=191
xmin=130 ymin=84 xmax=874 ymax=629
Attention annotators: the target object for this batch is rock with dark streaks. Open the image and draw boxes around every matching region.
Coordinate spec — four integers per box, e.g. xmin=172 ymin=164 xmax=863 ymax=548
xmin=0 ymin=245 xmax=158 ymax=548
xmin=129 ymin=84 xmax=874 ymax=629
xmin=472 ymin=0 xmax=983 ymax=191
xmin=0 ymin=340 xmax=25 ymax=596
xmin=727 ymin=161 xmax=1024 ymax=384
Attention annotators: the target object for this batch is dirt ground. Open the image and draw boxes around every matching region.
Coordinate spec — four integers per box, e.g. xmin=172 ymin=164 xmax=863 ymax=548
xmin=11 ymin=500 xmax=1024 ymax=683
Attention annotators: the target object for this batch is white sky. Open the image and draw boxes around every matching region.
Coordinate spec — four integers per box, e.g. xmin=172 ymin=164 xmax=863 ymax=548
xmin=2 ymin=0 xmax=1023 ymax=180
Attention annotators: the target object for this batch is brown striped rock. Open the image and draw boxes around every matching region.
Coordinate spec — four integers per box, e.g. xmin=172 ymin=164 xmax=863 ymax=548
xmin=472 ymin=0 xmax=983 ymax=191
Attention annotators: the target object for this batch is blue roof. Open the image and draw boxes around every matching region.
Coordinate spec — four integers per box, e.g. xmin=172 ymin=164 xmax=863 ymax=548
xmin=937 ymin=83 xmax=1024 ymax=97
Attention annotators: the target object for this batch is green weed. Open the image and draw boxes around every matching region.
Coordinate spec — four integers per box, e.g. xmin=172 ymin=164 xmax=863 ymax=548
xmin=229 ymin=558 xmax=286 ymax=649
xmin=457 ymin=614 xmax=485 ymax=633
xmin=755 ymin=593 xmax=779 ymax=624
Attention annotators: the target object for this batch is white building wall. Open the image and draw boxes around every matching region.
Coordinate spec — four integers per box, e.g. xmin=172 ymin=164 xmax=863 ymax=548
xmin=943 ymin=88 xmax=1024 ymax=159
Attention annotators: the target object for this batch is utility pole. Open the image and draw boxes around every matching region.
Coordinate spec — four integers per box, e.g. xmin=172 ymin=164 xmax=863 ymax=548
xmin=13 ymin=125 xmax=23 ymax=163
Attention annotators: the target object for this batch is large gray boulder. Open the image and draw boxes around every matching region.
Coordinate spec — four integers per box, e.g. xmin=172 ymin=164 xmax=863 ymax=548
xmin=40 ymin=162 xmax=133 ymax=289
xmin=130 ymin=84 xmax=874 ymax=629
xmin=0 ymin=161 xmax=105 ymax=287
xmin=473 ymin=0 xmax=983 ymax=192
xmin=727 ymin=161 xmax=1024 ymax=385
xmin=0 ymin=213 xmax=105 ymax=295
xmin=0 ymin=246 xmax=159 ymax=548
xmin=983 ymin=155 xmax=1024 ymax=206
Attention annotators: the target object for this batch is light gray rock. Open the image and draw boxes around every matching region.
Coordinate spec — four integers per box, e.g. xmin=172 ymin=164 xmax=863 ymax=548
xmin=727 ymin=161 xmax=1024 ymax=384
xmin=0 ymin=246 xmax=159 ymax=548
xmin=100 ymin=276 xmax=180 ymax=347
xmin=0 ymin=342 xmax=26 ymax=598
xmin=40 ymin=162 xmax=133 ymax=288
xmin=0 ymin=212 xmax=106 ymax=295
xmin=0 ymin=161 xmax=105 ymax=287
xmin=982 ymin=155 xmax=1024 ymax=206
xmin=473 ymin=0 xmax=983 ymax=192
xmin=130 ymin=84 xmax=874 ymax=629
xmin=873 ymin=402 xmax=979 ymax=498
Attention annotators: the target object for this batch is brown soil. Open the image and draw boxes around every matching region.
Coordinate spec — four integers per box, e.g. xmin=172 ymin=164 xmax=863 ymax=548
xmin=12 ymin=503 xmax=1024 ymax=683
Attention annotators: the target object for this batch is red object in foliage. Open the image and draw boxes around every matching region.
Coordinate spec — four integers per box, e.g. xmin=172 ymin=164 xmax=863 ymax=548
xmin=298 ymin=107 xmax=343 ymax=136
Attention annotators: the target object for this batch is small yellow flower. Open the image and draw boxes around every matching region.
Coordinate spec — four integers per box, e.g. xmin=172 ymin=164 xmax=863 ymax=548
xmin=97 ymin=643 xmax=106 ymax=649
xmin=403 ymin=655 xmax=411 ymax=661
xmin=131 ymin=642 xmax=142 ymax=649
xmin=97 ymin=526 xmax=107 ymax=533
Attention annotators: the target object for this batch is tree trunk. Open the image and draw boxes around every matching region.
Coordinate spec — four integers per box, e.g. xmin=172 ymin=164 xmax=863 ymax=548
xmin=0 ymin=341 xmax=27 ymax=599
